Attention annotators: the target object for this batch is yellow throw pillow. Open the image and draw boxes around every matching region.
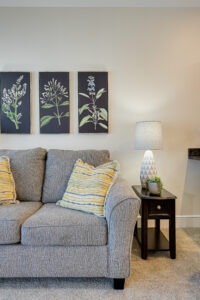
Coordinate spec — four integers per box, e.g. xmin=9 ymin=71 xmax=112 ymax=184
xmin=0 ymin=156 xmax=17 ymax=205
xmin=57 ymin=159 xmax=119 ymax=217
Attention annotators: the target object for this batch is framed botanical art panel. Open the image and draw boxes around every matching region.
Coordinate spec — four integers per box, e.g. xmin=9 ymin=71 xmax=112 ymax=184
xmin=78 ymin=72 xmax=108 ymax=133
xmin=39 ymin=72 xmax=70 ymax=133
xmin=0 ymin=72 xmax=30 ymax=133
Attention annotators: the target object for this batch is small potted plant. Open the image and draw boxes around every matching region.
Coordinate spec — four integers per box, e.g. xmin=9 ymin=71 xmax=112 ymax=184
xmin=146 ymin=177 xmax=163 ymax=195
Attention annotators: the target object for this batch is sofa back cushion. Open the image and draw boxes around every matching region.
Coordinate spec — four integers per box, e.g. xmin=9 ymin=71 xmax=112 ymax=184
xmin=42 ymin=149 xmax=110 ymax=203
xmin=0 ymin=148 xmax=47 ymax=201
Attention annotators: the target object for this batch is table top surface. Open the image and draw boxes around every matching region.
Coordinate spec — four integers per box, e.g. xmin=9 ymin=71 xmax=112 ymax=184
xmin=132 ymin=185 xmax=177 ymax=200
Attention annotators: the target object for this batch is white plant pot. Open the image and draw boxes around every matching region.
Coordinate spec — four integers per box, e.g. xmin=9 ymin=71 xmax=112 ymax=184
xmin=148 ymin=182 xmax=161 ymax=195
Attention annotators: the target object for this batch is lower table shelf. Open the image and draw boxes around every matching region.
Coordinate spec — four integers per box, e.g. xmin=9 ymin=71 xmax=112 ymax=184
xmin=136 ymin=228 xmax=169 ymax=251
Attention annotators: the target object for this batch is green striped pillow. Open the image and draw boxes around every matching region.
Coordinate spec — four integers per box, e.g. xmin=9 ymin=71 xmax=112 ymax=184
xmin=0 ymin=156 xmax=17 ymax=205
xmin=56 ymin=159 xmax=119 ymax=217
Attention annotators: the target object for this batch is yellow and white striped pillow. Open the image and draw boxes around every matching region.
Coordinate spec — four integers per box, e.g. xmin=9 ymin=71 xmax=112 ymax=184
xmin=0 ymin=156 xmax=17 ymax=205
xmin=57 ymin=159 xmax=119 ymax=217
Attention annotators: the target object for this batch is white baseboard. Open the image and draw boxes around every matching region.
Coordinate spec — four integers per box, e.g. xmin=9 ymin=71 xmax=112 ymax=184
xmin=176 ymin=215 xmax=200 ymax=228
xmin=137 ymin=215 xmax=200 ymax=228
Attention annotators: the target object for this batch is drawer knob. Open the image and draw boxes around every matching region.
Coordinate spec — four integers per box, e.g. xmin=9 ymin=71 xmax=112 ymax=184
xmin=157 ymin=205 xmax=162 ymax=210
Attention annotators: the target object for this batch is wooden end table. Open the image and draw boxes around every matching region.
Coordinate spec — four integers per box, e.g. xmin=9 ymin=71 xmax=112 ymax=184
xmin=132 ymin=185 xmax=176 ymax=260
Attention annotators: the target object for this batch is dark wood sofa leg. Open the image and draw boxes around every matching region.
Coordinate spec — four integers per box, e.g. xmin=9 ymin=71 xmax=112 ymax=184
xmin=113 ymin=278 xmax=125 ymax=290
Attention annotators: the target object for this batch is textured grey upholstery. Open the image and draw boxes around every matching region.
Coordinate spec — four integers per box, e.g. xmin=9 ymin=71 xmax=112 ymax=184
xmin=42 ymin=149 xmax=110 ymax=203
xmin=0 ymin=148 xmax=141 ymax=282
xmin=105 ymin=177 xmax=141 ymax=278
xmin=0 ymin=148 xmax=47 ymax=201
xmin=0 ymin=245 xmax=107 ymax=277
xmin=0 ymin=202 xmax=42 ymax=244
xmin=22 ymin=204 xmax=107 ymax=246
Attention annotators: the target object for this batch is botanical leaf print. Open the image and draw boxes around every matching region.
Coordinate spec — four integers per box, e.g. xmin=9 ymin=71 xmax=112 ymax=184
xmin=2 ymin=75 xmax=27 ymax=130
xmin=40 ymin=78 xmax=69 ymax=128
xmin=79 ymin=75 xmax=108 ymax=130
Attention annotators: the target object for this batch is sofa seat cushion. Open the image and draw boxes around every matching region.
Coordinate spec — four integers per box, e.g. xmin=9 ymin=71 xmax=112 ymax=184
xmin=21 ymin=203 xmax=108 ymax=246
xmin=0 ymin=202 xmax=42 ymax=244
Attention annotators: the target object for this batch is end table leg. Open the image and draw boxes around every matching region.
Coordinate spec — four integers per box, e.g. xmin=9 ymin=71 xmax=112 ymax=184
xmin=155 ymin=218 xmax=161 ymax=250
xmin=134 ymin=221 xmax=138 ymax=237
xmin=141 ymin=202 xmax=148 ymax=259
xmin=169 ymin=200 xmax=176 ymax=259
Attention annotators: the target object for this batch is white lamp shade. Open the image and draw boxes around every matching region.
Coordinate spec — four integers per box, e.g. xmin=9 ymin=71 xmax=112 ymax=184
xmin=134 ymin=121 xmax=162 ymax=150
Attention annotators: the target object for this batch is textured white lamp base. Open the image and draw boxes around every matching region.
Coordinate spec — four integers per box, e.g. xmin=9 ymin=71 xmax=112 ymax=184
xmin=140 ymin=150 xmax=157 ymax=188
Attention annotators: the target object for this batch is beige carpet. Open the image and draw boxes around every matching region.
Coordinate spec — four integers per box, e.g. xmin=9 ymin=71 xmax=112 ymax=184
xmin=0 ymin=228 xmax=199 ymax=300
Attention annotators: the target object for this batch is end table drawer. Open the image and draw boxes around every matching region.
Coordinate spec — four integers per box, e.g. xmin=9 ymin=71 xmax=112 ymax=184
xmin=148 ymin=200 xmax=170 ymax=215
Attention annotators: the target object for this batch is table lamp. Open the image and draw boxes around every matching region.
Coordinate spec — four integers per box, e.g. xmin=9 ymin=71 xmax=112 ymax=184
xmin=134 ymin=121 xmax=162 ymax=188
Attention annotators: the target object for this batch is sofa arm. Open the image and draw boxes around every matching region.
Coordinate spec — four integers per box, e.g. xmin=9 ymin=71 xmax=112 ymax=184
xmin=105 ymin=177 xmax=141 ymax=278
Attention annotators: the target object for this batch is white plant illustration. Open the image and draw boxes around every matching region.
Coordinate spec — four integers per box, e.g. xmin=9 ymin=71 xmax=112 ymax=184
xmin=2 ymin=75 xmax=27 ymax=130
xmin=79 ymin=75 xmax=108 ymax=130
xmin=40 ymin=78 xmax=69 ymax=128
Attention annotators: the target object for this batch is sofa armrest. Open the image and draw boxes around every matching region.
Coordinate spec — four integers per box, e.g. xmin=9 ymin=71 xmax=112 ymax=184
xmin=105 ymin=177 xmax=141 ymax=278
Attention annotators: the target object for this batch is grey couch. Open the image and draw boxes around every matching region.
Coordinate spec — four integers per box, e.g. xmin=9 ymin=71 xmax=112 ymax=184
xmin=0 ymin=148 xmax=140 ymax=289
